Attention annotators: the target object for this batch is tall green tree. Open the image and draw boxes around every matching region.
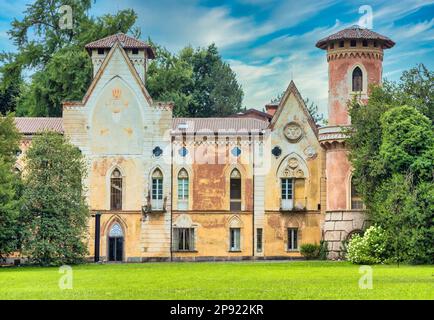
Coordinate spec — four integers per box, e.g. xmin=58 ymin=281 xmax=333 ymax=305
xmin=0 ymin=113 xmax=22 ymax=259
xmin=147 ymin=43 xmax=243 ymax=117
xmin=2 ymin=0 xmax=139 ymax=116
xmin=21 ymin=132 xmax=89 ymax=265
xmin=347 ymin=65 xmax=434 ymax=264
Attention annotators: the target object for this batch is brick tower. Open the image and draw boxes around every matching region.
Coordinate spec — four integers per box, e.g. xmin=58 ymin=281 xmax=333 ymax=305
xmin=316 ymin=26 xmax=394 ymax=259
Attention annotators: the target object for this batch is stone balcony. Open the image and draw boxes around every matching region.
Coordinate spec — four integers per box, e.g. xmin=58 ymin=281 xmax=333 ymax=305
xmin=318 ymin=125 xmax=351 ymax=149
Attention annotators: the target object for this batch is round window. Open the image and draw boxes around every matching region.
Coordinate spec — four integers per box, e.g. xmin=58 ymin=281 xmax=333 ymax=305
xmin=231 ymin=147 xmax=241 ymax=157
xmin=179 ymin=147 xmax=188 ymax=157
xmin=152 ymin=146 xmax=163 ymax=157
xmin=272 ymin=146 xmax=282 ymax=157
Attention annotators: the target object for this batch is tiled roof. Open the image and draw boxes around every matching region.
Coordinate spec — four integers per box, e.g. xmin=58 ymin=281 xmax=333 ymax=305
xmin=316 ymin=26 xmax=395 ymax=49
xmin=14 ymin=117 xmax=63 ymax=134
xmin=172 ymin=117 xmax=269 ymax=134
xmin=85 ymin=33 xmax=156 ymax=58
xmin=14 ymin=117 xmax=268 ymax=136
xmin=229 ymin=109 xmax=272 ymax=121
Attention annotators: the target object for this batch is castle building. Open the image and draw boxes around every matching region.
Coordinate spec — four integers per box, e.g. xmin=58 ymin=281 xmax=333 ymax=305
xmin=13 ymin=26 xmax=394 ymax=262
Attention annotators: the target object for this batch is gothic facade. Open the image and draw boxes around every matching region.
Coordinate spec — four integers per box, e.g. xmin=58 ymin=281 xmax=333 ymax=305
xmin=14 ymin=27 xmax=394 ymax=261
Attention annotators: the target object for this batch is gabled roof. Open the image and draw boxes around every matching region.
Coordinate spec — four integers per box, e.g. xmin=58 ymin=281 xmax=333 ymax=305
xmin=67 ymin=41 xmax=155 ymax=108
xmin=316 ymin=25 xmax=395 ymax=49
xmin=269 ymin=81 xmax=318 ymax=135
xmin=85 ymin=33 xmax=156 ymax=58
xmin=14 ymin=117 xmax=63 ymax=134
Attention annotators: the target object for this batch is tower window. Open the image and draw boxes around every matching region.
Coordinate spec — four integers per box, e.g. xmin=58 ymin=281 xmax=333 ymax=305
xmin=352 ymin=67 xmax=363 ymax=92
xmin=339 ymin=41 xmax=344 ymax=48
xmin=97 ymin=48 xmax=105 ymax=55
xmin=351 ymin=177 xmax=364 ymax=209
xmin=329 ymin=43 xmax=334 ymax=49
xmin=373 ymin=41 xmax=378 ymax=47
xmin=350 ymin=40 xmax=357 ymax=47
xmin=362 ymin=40 xmax=368 ymax=47
xmin=132 ymin=48 xmax=139 ymax=55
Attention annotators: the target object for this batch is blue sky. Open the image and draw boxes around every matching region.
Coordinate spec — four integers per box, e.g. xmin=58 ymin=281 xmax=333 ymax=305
xmin=0 ymin=0 xmax=433 ymax=117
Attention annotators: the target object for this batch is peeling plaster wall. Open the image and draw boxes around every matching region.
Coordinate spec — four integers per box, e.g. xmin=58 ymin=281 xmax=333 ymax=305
xmin=64 ymin=45 xmax=172 ymax=259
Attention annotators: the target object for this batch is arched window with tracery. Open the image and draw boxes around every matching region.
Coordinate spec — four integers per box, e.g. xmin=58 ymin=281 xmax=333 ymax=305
xmin=151 ymin=169 xmax=163 ymax=210
xmin=110 ymin=169 xmax=122 ymax=210
xmin=352 ymin=67 xmax=363 ymax=92
xmin=177 ymin=169 xmax=189 ymax=211
xmin=230 ymin=169 xmax=241 ymax=211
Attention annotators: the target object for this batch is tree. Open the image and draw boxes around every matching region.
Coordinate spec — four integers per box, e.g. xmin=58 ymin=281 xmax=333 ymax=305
xmin=0 ymin=54 xmax=23 ymax=115
xmin=147 ymin=43 xmax=243 ymax=117
xmin=21 ymin=132 xmax=89 ymax=265
xmin=146 ymin=43 xmax=194 ymax=117
xmin=0 ymin=113 xmax=22 ymax=259
xmin=380 ymin=106 xmax=433 ymax=181
xmin=372 ymin=174 xmax=433 ymax=264
xmin=16 ymin=48 xmax=92 ymax=116
xmin=347 ymin=65 xmax=434 ymax=264
xmin=2 ymin=0 xmax=139 ymax=116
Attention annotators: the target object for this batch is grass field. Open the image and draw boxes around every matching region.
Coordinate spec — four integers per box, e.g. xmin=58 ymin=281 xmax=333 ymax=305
xmin=0 ymin=261 xmax=432 ymax=300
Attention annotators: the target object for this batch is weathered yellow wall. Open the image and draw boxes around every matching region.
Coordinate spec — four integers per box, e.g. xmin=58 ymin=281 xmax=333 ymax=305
xmin=172 ymin=212 xmax=253 ymax=259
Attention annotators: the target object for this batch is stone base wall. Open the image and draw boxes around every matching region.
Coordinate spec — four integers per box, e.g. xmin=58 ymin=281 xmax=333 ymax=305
xmin=323 ymin=210 xmax=369 ymax=259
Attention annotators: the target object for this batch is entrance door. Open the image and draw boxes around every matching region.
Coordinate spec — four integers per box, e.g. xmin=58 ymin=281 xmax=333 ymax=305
xmin=109 ymin=237 xmax=123 ymax=261
xmin=108 ymin=223 xmax=124 ymax=262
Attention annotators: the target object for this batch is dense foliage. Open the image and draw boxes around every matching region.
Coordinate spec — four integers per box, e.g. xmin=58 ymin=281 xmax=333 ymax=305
xmin=0 ymin=114 xmax=22 ymax=259
xmin=347 ymin=64 xmax=434 ymax=264
xmin=347 ymin=225 xmax=387 ymax=264
xmin=300 ymin=243 xmax=321 ymax=260
xmin=147 ymin=43 xmax=244 ymax=117
xmin=20 ymin=132 xmax=89 ymax=265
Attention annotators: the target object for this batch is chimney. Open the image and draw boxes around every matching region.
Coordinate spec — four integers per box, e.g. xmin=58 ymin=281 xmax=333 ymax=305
xmin=265 ymin=103 xmax=278 ymax=116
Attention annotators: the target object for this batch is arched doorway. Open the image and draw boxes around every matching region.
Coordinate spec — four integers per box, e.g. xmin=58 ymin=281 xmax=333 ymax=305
xmin=108 ymin=223 xmax=124 ymax=261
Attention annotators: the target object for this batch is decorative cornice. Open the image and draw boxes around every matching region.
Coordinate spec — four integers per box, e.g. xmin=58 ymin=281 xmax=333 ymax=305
xmin=327 ymin=49 xmax=383 ymax=62
xmin=318 ymin=125 xmax=350 ymax=149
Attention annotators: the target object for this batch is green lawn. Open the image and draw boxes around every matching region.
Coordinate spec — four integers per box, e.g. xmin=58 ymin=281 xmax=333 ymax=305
xmin=0 ymin=261 xmax=432 ymax=299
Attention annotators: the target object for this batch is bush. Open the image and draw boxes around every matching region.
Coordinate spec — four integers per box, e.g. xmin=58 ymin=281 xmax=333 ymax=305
xmin=347 ymin=225 xmax=387 ymax=264
xmin=300 ymin=243 xmax=321 ymax=260
xmin=318 ymin=240 xmax=328 ymax=260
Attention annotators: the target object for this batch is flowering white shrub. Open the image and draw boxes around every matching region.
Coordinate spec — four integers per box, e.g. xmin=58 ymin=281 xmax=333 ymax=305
xmin=347 ymin=225 xmax=387 ymax=264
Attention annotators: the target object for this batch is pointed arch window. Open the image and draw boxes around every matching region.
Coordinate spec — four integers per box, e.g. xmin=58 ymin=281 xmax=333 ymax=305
xmin=178 ymin=169 xmax=189 ymax=211
xmin=352 ymin=67 xmax=363 ymax=92
xmin=350 ymin=177 xmax=364 ymax=209
xmin=152 ymin=169 xmax=163 ymax=210
xmin=230 ymin=169 xmax=242 ymax=211
xmin=110 ymin=169 xmax=122 ymax=210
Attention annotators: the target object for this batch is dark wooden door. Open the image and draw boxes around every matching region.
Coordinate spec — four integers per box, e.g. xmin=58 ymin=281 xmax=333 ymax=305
xmin=108 ymin=237 xmax=123 ymax=261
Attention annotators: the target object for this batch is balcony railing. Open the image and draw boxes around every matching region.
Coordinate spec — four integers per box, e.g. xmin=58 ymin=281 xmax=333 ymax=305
xmin=177 ymin=199 xmax=188 ymax=211
xmin=280 ymin=199 xmax=293 ymax=211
